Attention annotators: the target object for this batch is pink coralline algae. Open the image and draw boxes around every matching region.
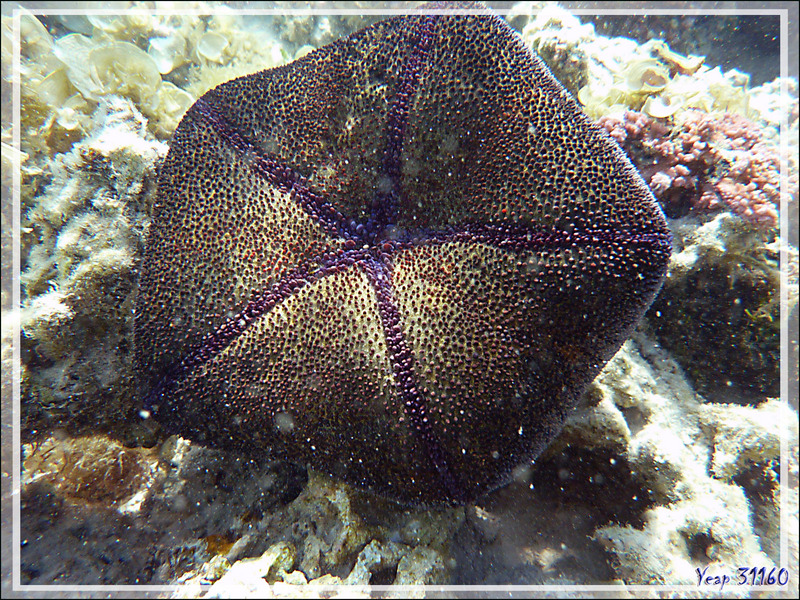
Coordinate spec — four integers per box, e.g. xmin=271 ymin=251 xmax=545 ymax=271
xmin=598 ymin=110 xmax=793 ymax=229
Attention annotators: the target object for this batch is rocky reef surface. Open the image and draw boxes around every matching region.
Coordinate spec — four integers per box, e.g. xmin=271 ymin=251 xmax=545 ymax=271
xmin=2 ymin=2 xmax=798 ymax=597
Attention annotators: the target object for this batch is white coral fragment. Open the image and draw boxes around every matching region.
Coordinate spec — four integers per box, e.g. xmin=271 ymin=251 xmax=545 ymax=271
xmin=147 ymin=82 xmax=195 ymax=138
xmin=699 ymin=399 xmax=789 ymax=481
xmin=37 ymin=68 xmax=74 ymax=108
xmin=54 ymin=33 xmax=103 ymax=99
xmin=89 ymin=42 xmax=162 ymax=105
xmin=196 ymin=31 xmax=229 ymax=63
xmin=148 ymin=35 xmax=187 ymax=74
xmin=18 ymin=7 xmax=54 ymax=59
xmin=54 ymin=35 xmax=163 ymax=107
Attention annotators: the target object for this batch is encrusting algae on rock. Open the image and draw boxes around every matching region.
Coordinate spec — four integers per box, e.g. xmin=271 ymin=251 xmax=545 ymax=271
xmin=516 ymin=5 xmax=752 ymax=120
xmin=20 ymin=97 xmax=165 ymax=439
xmin=6 ymin=2 xmax=798 ymax=593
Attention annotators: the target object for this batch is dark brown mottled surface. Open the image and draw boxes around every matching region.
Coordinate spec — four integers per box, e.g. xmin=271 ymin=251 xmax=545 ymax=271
xmin=134 ymin=5 xmax=671 ymax=505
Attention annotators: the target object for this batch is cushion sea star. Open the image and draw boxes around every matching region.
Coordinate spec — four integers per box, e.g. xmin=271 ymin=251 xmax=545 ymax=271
xmin=135 ymin=6 xmax=672 ymax=505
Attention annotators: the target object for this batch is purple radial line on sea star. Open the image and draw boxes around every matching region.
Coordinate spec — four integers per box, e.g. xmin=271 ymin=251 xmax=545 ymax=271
xmin=143 ymin=247 xmax=370 ymax=415
xmin=361 ymin=255 xmax=466 ymax=502
xmin=367 ymin=15 xmax=436 ymax=239
xmin=420 ymin=222 xmax=673 ymax=256
xmin=192 ymin=97 xmax=357 ymax=241
xmin=355 ymin=14 xmax=469 ymax=495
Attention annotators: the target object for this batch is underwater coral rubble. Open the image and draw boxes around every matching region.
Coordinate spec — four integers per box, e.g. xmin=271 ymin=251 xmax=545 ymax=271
xmin=18 ymin=432 xmax=306 ymax=586
xmin=446 ymin=335 xmax=798 ymax=588
xmin=19 ymin=97 xmax=165 ymax=439
xmin=581 ymin=12 xmax=781 ymax=89
xmin=598 ymin=109 xmax=792 ymax=229
xmin=513 ymin=4 xmax=753 ymax=121
xmin=18 ymin=335 xmax=798 ymax=591
xmin=583 ymin=336 xmax=793 ymax=587
xmin=20 ymin=431 xmax=460 ymax=589
xmin=169 ymin=470 xmax=461 ymax=595
xmin=509 ymin=1 xmax=593 ymax=95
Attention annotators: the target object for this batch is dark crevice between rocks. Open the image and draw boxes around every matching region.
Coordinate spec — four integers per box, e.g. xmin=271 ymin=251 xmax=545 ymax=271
xmin=533 ymin=446 xmax=657 ymax=530
xmin=371 ymin=563 xmax=399 ymax=586
xmin=687 ymin=531 xmax=715 ymax=566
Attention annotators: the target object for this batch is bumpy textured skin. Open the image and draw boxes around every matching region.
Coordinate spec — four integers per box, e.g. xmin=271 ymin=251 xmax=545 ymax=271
xmin=135 ymin=7 xmax=672 ymax=505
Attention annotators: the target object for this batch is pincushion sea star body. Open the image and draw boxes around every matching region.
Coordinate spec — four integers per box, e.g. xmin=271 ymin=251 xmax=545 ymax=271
xmin=135 ymin=6 xmax=672 ymax=505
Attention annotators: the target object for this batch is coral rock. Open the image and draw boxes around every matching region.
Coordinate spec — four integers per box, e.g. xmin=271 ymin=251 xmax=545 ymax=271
xmin=598 ymin=109 xmax=794 ymax=230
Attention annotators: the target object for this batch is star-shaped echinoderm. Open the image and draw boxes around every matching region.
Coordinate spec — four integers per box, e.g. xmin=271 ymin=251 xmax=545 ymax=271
xmin=134 ymin=6 xmax=672 ymax=505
